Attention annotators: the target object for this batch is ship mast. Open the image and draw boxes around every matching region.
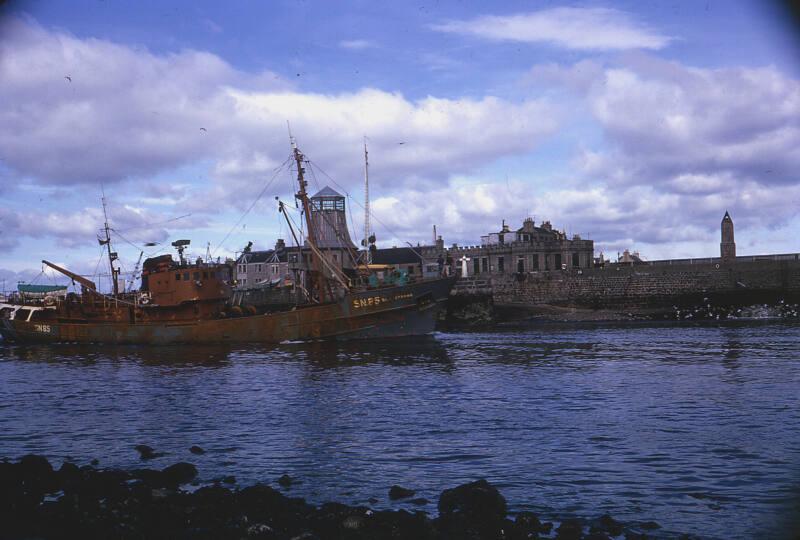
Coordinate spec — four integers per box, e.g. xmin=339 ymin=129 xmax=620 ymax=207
xmin=363 ymin=137 xmax=371 ymax=264
xmin=291 ymin=138 xmax=329 ymax=303
xmin=100 ymin=188 xmax=120 ymax=296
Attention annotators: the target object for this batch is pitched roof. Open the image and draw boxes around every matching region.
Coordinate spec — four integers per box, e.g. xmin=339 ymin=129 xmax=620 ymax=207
xmin=311 ymin=185 xmax=343 ymax=199
xmin=237 ymin=250 xmax=275 ymax=264
xmin=371 ymin=247 xmax=422 ymax=265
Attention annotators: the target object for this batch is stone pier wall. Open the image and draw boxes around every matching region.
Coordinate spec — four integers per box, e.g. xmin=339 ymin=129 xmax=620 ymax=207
xmin=453 ymin=259 xmax=800 ymax=317
xmin=493 ymin=260 xmax=800 ymax=309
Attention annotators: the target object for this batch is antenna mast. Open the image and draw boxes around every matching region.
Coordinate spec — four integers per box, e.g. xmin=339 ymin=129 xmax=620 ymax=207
xmin=363 ymin=137 xmax=371 ymax=264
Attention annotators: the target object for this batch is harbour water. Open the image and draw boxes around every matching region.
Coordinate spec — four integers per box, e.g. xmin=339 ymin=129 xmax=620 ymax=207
xmin=1 ymin=321 xmax=799 ymax=539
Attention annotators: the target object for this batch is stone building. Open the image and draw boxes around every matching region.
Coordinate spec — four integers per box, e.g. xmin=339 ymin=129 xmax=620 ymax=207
xmin=721 ymin=211 xmax=736 ymax=262
xmin=236 ymin=186 xmax=362 ymax=290
xmin=234 ymin=239 xmax=290 ymax=287
xmin=304 ymin=186 xmax=360 ymax=274
xmin=449 ymin=218 xmax=594 ymax=277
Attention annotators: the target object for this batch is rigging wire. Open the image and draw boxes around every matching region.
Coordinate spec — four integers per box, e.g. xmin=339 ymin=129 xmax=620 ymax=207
xmin=112 ymin=214 xmax=192 ymax=233
xmin=92 ymin=244 xmax=106 ymax=283
xmin=212 ymin=155 xmax=293 ymax=258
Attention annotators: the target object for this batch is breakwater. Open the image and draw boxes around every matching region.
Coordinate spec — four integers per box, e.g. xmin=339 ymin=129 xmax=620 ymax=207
xmin=449 ymin=258 xmax=800 ymax=323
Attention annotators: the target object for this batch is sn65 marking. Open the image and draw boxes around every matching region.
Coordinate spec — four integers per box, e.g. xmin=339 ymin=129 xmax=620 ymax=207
xmin=352 ymin=292 xmax=414 ymax=310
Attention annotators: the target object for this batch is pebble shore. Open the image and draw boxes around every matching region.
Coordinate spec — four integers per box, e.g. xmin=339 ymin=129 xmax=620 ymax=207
xmin=1 ymin=454 xmax=700 ymax=539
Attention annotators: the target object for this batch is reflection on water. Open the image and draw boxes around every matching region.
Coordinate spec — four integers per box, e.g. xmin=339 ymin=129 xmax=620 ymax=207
xmin=1 ymin=321 xmax=799 ymax=540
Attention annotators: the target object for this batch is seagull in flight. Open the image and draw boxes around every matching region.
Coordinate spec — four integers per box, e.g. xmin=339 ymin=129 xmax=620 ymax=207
xmin=64 ymin=75 xmax=72 ymax=82
xmin=200 ymin=127 xmax=207 ymax=132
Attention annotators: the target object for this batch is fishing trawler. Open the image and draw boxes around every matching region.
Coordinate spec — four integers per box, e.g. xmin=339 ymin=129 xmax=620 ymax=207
xmin=0 ymin=141 xmax=456 ymax=344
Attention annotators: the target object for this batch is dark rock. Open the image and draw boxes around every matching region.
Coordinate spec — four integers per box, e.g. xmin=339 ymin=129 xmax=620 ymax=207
xmin=278 ymin=473 xmax=294 ymax=487
xmin=161 ymin=462 xmax=197 ymax=485
xmin=19 ymin=454 xmax=58 ymax=493
xmin=640 ymin=521 xmax=661 ymax=530
xmin=57 ymin=462 xmax=81 ymax=491
xmin=512 ymin=511 xmax=542 ymax=536
xmin=341 ymin=514 xmax=364 ymax=530
xmin=134 ymin=444 xmax=158 ymax=460
xmin=189 ymin=445 xmax=205 ymax=455
xmin=367 ymin=509 xmax=436 ymax=540
xmin=437 ymin=479 xmax=507 ymax=539
xmin=19 ymin=454 xmax=53 ymax=477
xmin=594 ymin=513 xmax=624 ymax=536
xmin=625 ymin=532 xmax=648 ymax=540
xmin=409 ymin=497 xmax=429 ymax=506
xmin=556 ymin=518 xmax=584 ymax=540
xmin=438 ymin=479 xmax=506 ymax=519
xmin=89 ymin=458 xmax=99 ymax=466
xmin=389 ymin=484 xmax=416 ymax=500
xmin=222 ymin=475 xmax=236 ymax=484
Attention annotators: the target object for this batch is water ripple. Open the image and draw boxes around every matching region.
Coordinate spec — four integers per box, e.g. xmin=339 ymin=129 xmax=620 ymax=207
xmin=1 ymin=321 xmax=799 ymax=539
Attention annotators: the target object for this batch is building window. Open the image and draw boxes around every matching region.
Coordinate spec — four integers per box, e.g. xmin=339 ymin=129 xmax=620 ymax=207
xmin=257 ymin=264 xmax=262 ymax=273
xmin=175 ymin=273 xmax=181 ymax=281
xmin=554 ymin=254 xmax=562 ymax=269
xmin=572 ymin=253 xmax=580 ymax=268
xmin=517 ymin=257 xmax=525 ymax=273
xmin=407 ymin=265 xmax=415 ymax=274
xmin=481 ymin=257 xmax=488 ymax=273
xmin=272 ymin=264 xmax=278 ymax=274
xmin=183 ymin=272 xmax=190 ymax=280
xmin=497 ymin=256 xmax=505 ymax=273
xmin=473 ymin=258 xmax=480 ymax=275
xmin=532 ymin=255 xmax=539 ymax=270
xmin=193 ymin=272 xmax=200 ymax=280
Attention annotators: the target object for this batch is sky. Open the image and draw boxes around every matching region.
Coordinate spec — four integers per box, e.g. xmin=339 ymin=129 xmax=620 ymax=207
xmin=1 ymin=0 xmax=799 ymax=291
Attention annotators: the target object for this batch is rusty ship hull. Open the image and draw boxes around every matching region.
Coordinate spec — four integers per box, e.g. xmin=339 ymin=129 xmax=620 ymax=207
xmin=0 ymin=276 xmax=455 ymax=345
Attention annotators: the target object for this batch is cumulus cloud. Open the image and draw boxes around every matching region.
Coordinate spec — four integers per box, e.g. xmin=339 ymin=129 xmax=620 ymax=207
xmin=228 ymin=89 xmax=557 ymax=190
xmin=338 ymin=39 xmax=375 ymax=50
xmin=585 ymin=60 xmax=800 ymax=188
xmin=0 ymin=17 xmax=558 ymax=204
xmin=431 ymin=8 xmax=671 ymax=50
xmin=551 ymin=56 xmax=800 ymax=254
xmin=0 ymin=17 xmax=281 ymax=187
xmin=0 ymin=201 xmax=207 ymax=252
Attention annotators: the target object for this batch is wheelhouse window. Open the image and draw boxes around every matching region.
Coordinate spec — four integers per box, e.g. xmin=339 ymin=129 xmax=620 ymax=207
xmin=175 ymin=273 xmax=181 ymax=281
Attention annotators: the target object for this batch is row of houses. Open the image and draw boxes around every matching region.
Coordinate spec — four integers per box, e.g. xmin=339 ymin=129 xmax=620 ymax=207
xmin=233 ymin=185 xmax=594 ymax=288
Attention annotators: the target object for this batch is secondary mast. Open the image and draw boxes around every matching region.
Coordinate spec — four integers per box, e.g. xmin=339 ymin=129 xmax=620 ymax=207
xmin=363 ymin=137 xmax=372 ymax=264
xmin=99 ymin=189 xmax=120 ymax=296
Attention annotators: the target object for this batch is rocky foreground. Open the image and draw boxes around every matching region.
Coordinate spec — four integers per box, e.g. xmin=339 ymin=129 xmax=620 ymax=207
xmin=1 ymin=454 xmax=691 ymax=540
